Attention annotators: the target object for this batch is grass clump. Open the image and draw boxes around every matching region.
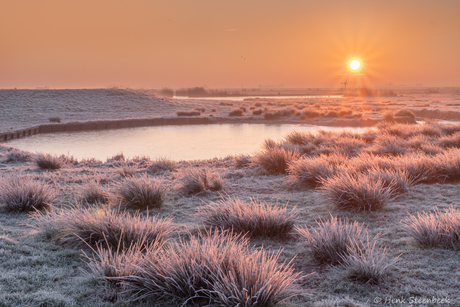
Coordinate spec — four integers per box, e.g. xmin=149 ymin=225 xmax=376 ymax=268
xmin=116 ymin=162 xmax=138 ymax=177
xmin=196 ymin=197 xmax=297 ymax=238
xmin=339 ymin=239 xmax=400 ymax=285
xmin=233 ymin=154 xmax=252 ymax=168
xmin=0 ymin=175 xmax=55 ymax=212
xmin=118 ymin=230 xmax=302 ymax=306
xmin=296 ymin=216 xmax=367 ymax=265
xmin=48 ymin=116 xmax=61 ymax=123
xmin=288 ymin=155 xmax=340 ymax=188
xmin=146 ymin=157 xmax=176 ymax=174
xmin=113 ymin=174 xmax=166 ymax=210
xmin=35 ymin=153 xmax=62 ymax=170
xmin=5 ymin=148 xmax=33 ymax=162
xmin=366 ymin=168 xmax=414 ymax=194
xmin=401 ymin=206 xmax=460 ymax=249
xmin=32 ymin=206 xmax=173 ymax=250
xmin=255 ymin=146 xmax=300 ymax=174
xmin=176 ymin=110 xmax=201 ymax=116
xmin=320 ymin=172 xmax=394 ymax=211
xmin=82 ymin=239 xmax=164 ymax=279
xmin=229 ymin=108 xmax=244 ymax=116
xmin=178 ymin=168 xmax=224 ymax=195
xmin=81 ymin=181 xmax=110 ymax=204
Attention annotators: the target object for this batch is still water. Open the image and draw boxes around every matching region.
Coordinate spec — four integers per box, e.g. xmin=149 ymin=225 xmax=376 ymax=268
xmin=6 ymin=123 xmax=368 ymax=161
xmin=173 ymin=95 xmax=343 ymax=101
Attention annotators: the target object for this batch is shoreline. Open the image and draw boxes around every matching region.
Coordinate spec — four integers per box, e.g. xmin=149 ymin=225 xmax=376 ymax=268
xmin=0 ymin=115 xmax=381 ymax=144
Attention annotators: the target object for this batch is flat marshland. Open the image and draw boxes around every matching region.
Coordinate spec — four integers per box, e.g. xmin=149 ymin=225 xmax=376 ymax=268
xmin=2 ymin=93 xmax=460 ymax=306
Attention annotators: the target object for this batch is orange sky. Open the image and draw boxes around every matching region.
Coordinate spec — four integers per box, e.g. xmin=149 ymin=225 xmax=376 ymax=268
xmin=1 ymin=0 xmax=460 ymax=89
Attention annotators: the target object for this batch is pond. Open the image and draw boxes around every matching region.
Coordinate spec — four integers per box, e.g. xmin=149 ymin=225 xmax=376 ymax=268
xmin=6 ymin=123 xmax=369 ymax=161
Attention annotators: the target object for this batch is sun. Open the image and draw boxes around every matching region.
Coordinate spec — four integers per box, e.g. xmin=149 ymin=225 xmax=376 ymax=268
xmin=350 ymin=60 xmax=360 ymax=70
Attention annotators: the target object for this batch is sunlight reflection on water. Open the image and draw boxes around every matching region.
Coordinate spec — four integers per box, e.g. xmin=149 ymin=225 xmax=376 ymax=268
xmin=6 ymin=123 xmax=368 ymax=161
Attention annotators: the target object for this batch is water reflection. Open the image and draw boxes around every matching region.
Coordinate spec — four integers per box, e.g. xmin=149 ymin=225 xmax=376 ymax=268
xmin=6 ymin=123 xmax=368 ymax=161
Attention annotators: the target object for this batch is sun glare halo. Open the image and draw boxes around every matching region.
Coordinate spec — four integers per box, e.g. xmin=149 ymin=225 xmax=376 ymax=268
xmin=350 ymin=60 xmax=360 ymax=70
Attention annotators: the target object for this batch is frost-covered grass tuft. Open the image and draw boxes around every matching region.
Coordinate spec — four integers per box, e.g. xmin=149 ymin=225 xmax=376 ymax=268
xmin=113 ymin=175 xmax=166 ymax=210
xmin=32 ymin=206 xmax=173 ymax=251
xmin=197 ymin=197 xmax=297 ymax=238
xmin=401 ymin=206 xmax=460 ymax=250
xmin=0 ymin=175 xmax=55 ymax=212
xmin=117 ymin=230 xmax=303 ymax=306
xmin=296 ymin=216 xmax=367 ymax=265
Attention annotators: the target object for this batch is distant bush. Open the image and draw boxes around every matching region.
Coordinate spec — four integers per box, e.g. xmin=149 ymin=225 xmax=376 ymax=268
xmin=393 ymin=109 xmax=416 ymax=124
xmin=6 ymin=148 xmax=33 ymax=163
xmin=178 ymin=167 xmax=224 ymax=195
xmin=118 ymin=230 xmax=302 ymax=306
xmin=229 ymin=108 xmax=244 ymax=116
xmin=219 ymin=102 xmax=233 ymax=106
xmin=48 ymin=117 xmax=61 ymax=123
xmin=158 ymin=88 xmax=174 ymax=97
xmin=301 ymin=109 xmax=321 ymax=118
xmin=194 ymin=107 xmax=206 ymax=113
xmin=252 ymin=109 xmax=263 ymax=115
xmin=394 ymin=109 xmax=415 ymax=119
xmin=113 ymin=175 xmax=166 ymax=210
xmin=401 ymin=206 xmax=460 ymax=249
xmin=175 ymin=87 xmax=207 ymax=97
xmin=35 ymin=153 xmax=62 ymax=170
xmin=254 ymin=102 xmax=263 ymax=107
xmin=33 ymin=206 xmax=173 ymax=250
xmin=264 ymin=112 xmax=281 ymax=120
xmin=324 ymin=111 xmax=339 ymax=118
xmin=296 ymin=216 xmax=367 ymax=265
xmin=255 ymin=146 xmax=300 ymax=174
xmin=0 ymin=176 xmax=55 ymax=212
xmin=320 ymin=172 xmax=393 ymax=211
xmin=176 ymin=111 xmax=201 ymax=116
xmin=197 ymin=198 xmax=297 ymax=238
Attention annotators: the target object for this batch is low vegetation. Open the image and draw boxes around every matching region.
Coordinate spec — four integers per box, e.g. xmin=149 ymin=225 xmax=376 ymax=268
xmin=3 ymin=120 xmax=460 ymax=305
xmin=176 ymin=110 xmax=201 ymax=116
xmin=5 ymin=148 xmax=33 ymax=162
xmin=178 ymin=167 xmax=224 ymax=194
xmin=113 ymin=175 xmax=166 ymax=210
xmin=296 ymin=216 xmax=367 ymax=265
xmin=196 ymin=197 xmax=297 ymax=238
xmin=35 ymin=153 xmax=63 ymax=170
xmin=339 ymin=239 xmax=400 ymax=285
xmin=81 ymin=181 xmax=110 ymax=204
xmin=320 ymin=172 xmax=394 ymax=211
xmin=255 ymin=145 xmax=300 ymax=174
xmin=0 ymin=175 xmax=55 ymax=212
xmin=146 ymin=157 xmax=177 ymax=174
xmin=401 ymin=206 xmax=460 ymax=250
xmin=32 ymin=206 xmax=174 ymax=250
xmin=115 ymin=230 xmax=302 ymax=306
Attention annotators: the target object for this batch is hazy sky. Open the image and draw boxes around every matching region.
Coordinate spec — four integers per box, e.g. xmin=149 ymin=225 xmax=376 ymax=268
xmin=1 ymin=0 xmax=460 ymax=89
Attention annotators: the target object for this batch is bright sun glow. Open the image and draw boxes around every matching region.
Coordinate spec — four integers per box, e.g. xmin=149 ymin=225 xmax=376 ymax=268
xmin=350 ymin=60 xmax=360 ymax=70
